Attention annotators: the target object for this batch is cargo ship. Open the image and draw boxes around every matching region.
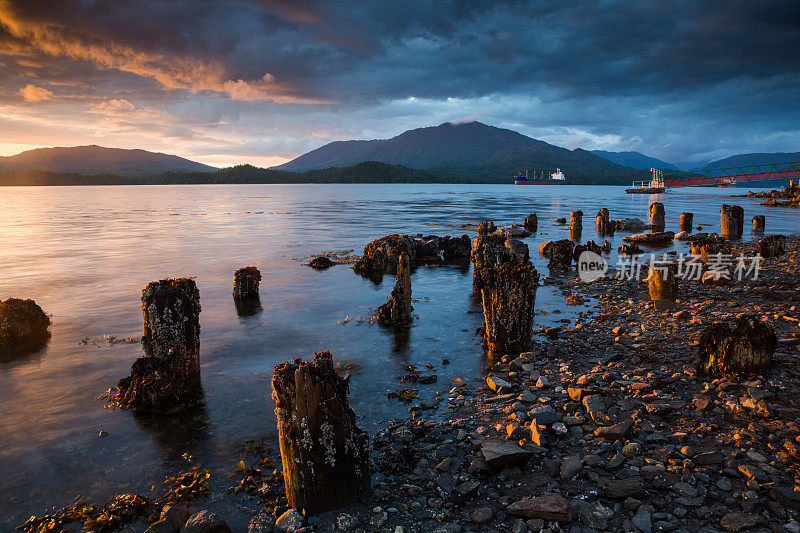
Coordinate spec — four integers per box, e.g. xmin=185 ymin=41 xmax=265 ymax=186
xmin=513 ymin=168 xmax=566 ymax=185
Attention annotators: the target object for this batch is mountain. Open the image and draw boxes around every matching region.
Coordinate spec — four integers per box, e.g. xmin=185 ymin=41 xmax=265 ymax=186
xmin=700 ymin=152 xmax=800 ymax=170
xmin=0 ymin=145 xmax=216 ymax=177
xmin=275 ymin=140 xmax=383 ymax=171
xmin=590 ymin=150 xmax=678 ymax=170
xmin=274 ymin=121 xmax=648 ymax=184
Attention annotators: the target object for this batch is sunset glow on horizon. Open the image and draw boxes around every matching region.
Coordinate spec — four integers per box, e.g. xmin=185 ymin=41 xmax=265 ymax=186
xmin=1 ymin=0 xmax=798 ymax=168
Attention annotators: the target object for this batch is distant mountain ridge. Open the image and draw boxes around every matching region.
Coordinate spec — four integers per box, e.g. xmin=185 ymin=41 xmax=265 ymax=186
xmin=590 ymin=150 xmax=678 ymax=170
xmin=699 ymin=152 xmax=800 ymax=170
xmin=274 ymin=121 xmax=648 ymax=184
xmin=0 ymin=145 xmax=216 ymax=177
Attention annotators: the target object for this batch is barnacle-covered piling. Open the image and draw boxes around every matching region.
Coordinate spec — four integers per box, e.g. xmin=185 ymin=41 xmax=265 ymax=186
xmin=115 ymin=278 xmax=202 ymax=413
xmin=272 ymin=351 xmax=370 ymax=516
xmin=480 ymin=260 xmax=538 ymax=356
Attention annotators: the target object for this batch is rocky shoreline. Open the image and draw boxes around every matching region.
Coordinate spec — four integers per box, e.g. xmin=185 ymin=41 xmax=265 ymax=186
xmin=15 ymin=223 xmax=800 ymax=533
xmin=278 ymin=235 xmax=799 ymax=533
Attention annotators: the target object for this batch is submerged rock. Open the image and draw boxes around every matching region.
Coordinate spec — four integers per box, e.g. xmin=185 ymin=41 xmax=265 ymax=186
xmin=307 ymin=256 xmax=336 ymax=269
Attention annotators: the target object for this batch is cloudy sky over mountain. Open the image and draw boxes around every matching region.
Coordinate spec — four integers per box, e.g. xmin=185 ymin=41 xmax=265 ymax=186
xmin=1 ymin=0 xmax=798 ymax=167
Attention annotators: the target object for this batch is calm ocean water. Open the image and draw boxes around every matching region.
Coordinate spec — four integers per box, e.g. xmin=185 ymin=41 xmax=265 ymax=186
xmin=0 ymin=184 xmax=796 ymax=529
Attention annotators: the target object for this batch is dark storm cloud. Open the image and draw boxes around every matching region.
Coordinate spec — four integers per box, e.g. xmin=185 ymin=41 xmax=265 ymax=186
xmin=1 ymin=0 xmax=798 ymax=164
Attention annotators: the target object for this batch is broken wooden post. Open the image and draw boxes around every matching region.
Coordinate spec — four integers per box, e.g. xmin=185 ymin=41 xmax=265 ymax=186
xmin=720 ymin=204 xmax=744 ymax=238
xmin=0 ymin=298 xmax=50 ymax=354
xmin=697 ymin=315 xmax=777 ymax=380
xmin=116 ymin=278 xmax=203 ymax=412
xmin=757 ymin=234 xmax=786 ymax=258
xmin=233 ymin=266 xmax=261 ymax=316
xmin=471 ymin=233 xmax=504 ymax=292
xmin=679 ymin=212 xmax=693 ymax=233
xmin=548 ymin=239 xmax=574 ymax=270
xmin=478 ymin=219 xmax=496 ymax=236
xmin=596 ymin=208 xmax=614 ymax=236
xmin=524 ymin=213 xmax=538 ymax=232
xmin=570 ymin=211 xmax=583 ymax=241
xmin=648 ymin=262 xmax=678 ymax=310
xmin=480 ymin=261 xmax=538 ymax=355
xmin=649 ymin=202 xmax=665 ymax=231
xmin=752 ymin=215 xmax=765 ymax=232
xmin=377 ymin=252 xmax=413 ymax=326
xmin=272 ymin=351 xmax=370 ymax=515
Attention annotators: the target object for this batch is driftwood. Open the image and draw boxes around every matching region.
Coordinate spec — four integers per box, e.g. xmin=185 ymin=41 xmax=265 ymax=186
xmin=698 ymin=315 xmax=777 ymax=381
xmin=480 ymin=261 xmax=538 ymax=355
xmin=622 ymin=231 xmax=675 ymax=244
xmin=649 ymin=202 xmax=665 ymax=231
xmin=376 ymin=252 xmax=413 ymax=325
xmin=116 ymin=278 xmax=203 ymax=413
xmin=272 ymin=351 xmax=370 ymax=515
xmin=679 ymin=212 xmax=693 ymax=233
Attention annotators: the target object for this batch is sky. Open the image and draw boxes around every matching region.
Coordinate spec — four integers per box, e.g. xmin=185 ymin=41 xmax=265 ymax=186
xmin=1 ymin=0 xmax=798 ymax=169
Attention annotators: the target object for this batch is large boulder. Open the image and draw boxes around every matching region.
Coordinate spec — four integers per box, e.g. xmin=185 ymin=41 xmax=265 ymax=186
xmin=0 ymin=298 xmax=50 ymax=352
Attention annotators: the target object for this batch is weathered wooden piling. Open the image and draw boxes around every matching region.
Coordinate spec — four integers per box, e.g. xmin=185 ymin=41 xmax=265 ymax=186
xmin=570 ymin=211 xmax=583 ymax=240
xmin=595 ymin=208 xmax=614 ymax=235
xmin=649 ymin=202 xmax=665 ymax=231
xmin=757 ymin=234 xmax=786 ymax=257
xmin=478 ymin=220 xmax=496 ymax=236
xmin=647 ymin=263 xmax=678 ymax=309
xmin=548 ymin=239 xmax=574 ymax=270
xmin=679 ymin=212 xmax=693 ymax=233
xmin=272 ymin=351 xmax=370 ymax=515
xmin=116 ymin=278 xmax=203 ymax=412
xmin=233 ymin=266 xmax=261 ymax=316
xmin=752 ymin=215 xmax=765 ymax=232
xmin=524 ymin=213 xmax=538 ymax=232
xmin=376 ymin=252 xmax=413 ymax=326
xmin=471 ymin=233 xmax=504 ymax=292
xmin=697 ymin=315 xmax=777 ymax=381
xmin=720 ymin=204 xmax=744 ymax=238
xmin=480 ymin=261 xmax=538 ymax=355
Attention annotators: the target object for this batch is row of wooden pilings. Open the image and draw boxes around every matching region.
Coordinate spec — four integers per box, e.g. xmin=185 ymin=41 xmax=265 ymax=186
xmin=111 ymin=200 xmax=781 ymax=519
